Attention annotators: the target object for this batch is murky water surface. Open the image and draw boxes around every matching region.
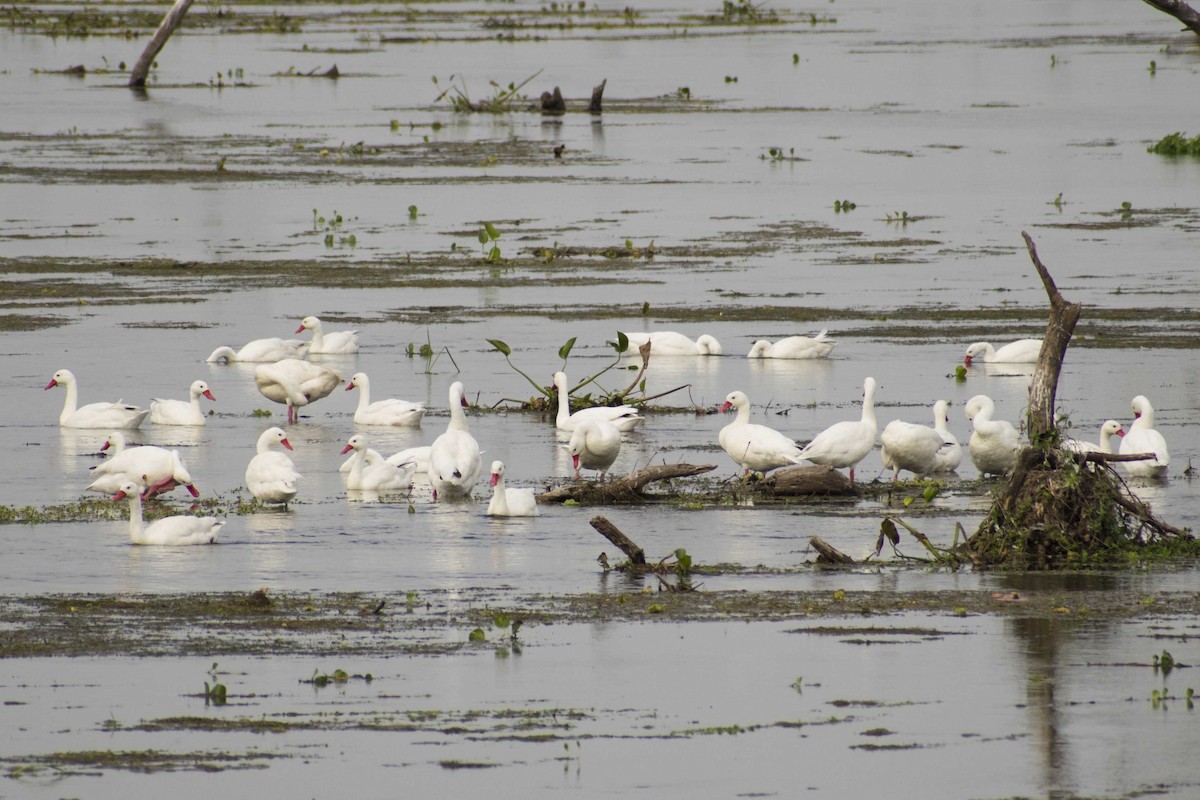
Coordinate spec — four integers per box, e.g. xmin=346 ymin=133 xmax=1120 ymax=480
xmin=3 ymin=0 xmax=1200 ymax=796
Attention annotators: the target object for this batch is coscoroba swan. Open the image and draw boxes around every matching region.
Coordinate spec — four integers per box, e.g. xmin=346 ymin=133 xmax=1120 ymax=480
xmin=1064 ymin=420 xmax=1124 ymax=456
xmin=567 ymin=418 xmax=622 ymax=481
xmin=1119 ymin=395 xmax=1169 ymax=478
xmin=718 ymin=390 xmax=804 ymax=475
xmin=964 ymin=339 xmax=1043 ymax=365
xmin=45 ymin=369 xmax=149 ymax=429
xmin=112 ymin=481 xmax=223 ymax=545
xmin=206 ymin=337 xmax=308 ymax=363
xmin=796 ymin=377 xmax=879 ymax=482
xmin=428 ymin=381 xmax=483 ymax=500
xmin=254 ymin=359 xmax=342 ymax=423
xmin=345 ymin=372 xmax=424 ymax=427
xmin=88 ymin=445 xmax=199 ymax=498
xmin=880 ymin=399 xmax=959 ymax=480
xmin=552 ymin=371 xmax=643 ymax=432
xmin=746 ymin=330 xmax=836 ymax=360
xmin=297 ymin=315 xmax=359 ymax=355
xmin=620 ymin=331 xmax=722 ymax=356
xmin=150 ymin=380 xmax=215 ymax=426
xmin=964 ymin=394 xmax=1020 ymax=476
xmin=245 ymin=426 xmax=302 ymax=504
xmin=486 ymin=460 xmax=539 ymax=516
xmin=340 ymin=434 xmax=413 ymax=493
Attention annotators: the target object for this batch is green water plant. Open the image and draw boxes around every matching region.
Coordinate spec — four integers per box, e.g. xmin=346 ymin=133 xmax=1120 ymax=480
xmin=478 ymin=222 xmax=502 ymax=263
xmin=1148 ymin=132 xmax=1200 ymax=156
xmin=433 ymin=69 xmax=542 ymax=114
xmin=204 ymin=662 xmax=227 ymax=706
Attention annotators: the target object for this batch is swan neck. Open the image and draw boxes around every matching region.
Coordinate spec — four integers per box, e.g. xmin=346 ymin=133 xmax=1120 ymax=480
xmin=126 ymin=495 xmax=144 ymax=542
xmin=735 ymin=401 xmax=750 ymax=425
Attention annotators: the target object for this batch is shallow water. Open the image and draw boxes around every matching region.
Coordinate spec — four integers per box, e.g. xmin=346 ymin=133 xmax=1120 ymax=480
xmin=3 ymin=0 xmax=1200 ymax=795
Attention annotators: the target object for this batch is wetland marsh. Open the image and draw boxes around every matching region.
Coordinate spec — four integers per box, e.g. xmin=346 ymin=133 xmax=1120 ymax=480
xmin=3 ymin=0 xmax=1200 ymax=796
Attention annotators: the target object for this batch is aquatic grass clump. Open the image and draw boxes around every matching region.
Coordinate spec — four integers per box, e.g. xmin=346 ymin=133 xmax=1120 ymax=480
xmin=1148 ymin=132 xmax=1200 ymax=156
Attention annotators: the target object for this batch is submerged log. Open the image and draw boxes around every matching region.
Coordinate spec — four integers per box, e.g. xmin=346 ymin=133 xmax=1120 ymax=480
xmin=537 ymin=463 xmax=717 ymax=504
xmin=590 ymin=516 xmax=646 ymax=565
xmin=129 ymin=0 xmax=195 ymax=88
xmin=589 ymin=79 xmax=607 ymax=114
xmin=765 ymin=465 xmax=860 ymax=496
xmin=810 ymin=535 xmax=856 ymax=565
xmin=540 ymin=86 xmax=566 ymax=113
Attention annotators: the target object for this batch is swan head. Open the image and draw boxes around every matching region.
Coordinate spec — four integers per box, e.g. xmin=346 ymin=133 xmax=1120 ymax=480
xmin=297 ymin=315 xmax=322 ymax=334
xmin=489 ymin=460 xmax=506 ymax=486
xmin=341 ymin=434 xmax=367 ymax=455
xmin=101 ymin=431 xmax=125 ymax=452
xmin=112 ymin=480 xmax=145 ymax=502
xmin=964 ymin=394 xmax=993 ymax=422
xmin=747 ymin=340 xmax=772 ymax=358
xmin=192 ymin=380 xmax=216 ymax=402
xmin=45 ymin=369 xmax=75 ymax=390
xmin=346 ymin=372 xmax=368 ymax=392
xmin=697 ymin=334 xmax=722 ymax=355
xmin=448 ymin=381 xmax=468 ymax=408
xmin=1101 ymin=420 xmax=1125 ymax=438
xmin=721 ymin=390 xmax=748 ymax=413
xmin=933 ymin=400 xmax=951 ymax=425
xmin=963 ymin=342 xmax=991 ymax=366
xmin=862 ymin=376 xmax=877 ymax=399
xmin=261 ymin=426 xmax=293 ymax=451
xmin=551 ymin=371 xmax=568 ymax=393
xmin=1131 ymin=395 xmax=1152 ymax=420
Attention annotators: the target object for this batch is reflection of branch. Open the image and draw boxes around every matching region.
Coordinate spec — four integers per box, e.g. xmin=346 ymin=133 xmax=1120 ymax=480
xmin=1141 ymin=0 xmax=1200 ymax=36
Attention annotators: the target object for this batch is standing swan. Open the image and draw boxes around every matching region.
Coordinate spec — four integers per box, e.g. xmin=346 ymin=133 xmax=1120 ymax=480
xmin=486 ymin=461 xmax=539 ymax=516
xmin=254 ymin=359 xmax=342 ymax=423
xmin=245 ymin=427 xmax=302 ymax=504
xmin=963 ymin=339 xmax=1043 ymax=365
xmin=796 ymin=377 xmax=879 ymax=482
xmin=964 ymin=394 xmax=1019 ymax=476
xmin=150 ymin=380 xmax=216 ymax=426
xmin=567 ymin=418 xmax=622 ymax=481
xmin=1119 ymin=395 xmax=1169 ymax=478
xmin=112 ymin=481 xmax=223 ymax=545
xmin=880 ymin=399 xmax=958 ymax=481
xmin=718 ymin=390 xmax=805 ymax=475
xmin=345 ymin=372 xmax=424 ymax=427
xmin=297 ymin=315 xmax=359 ymax=355
xmin=746 ymin=330 xmax=836 ymax=360
xmin=551 ymin=371 xmax=643 ymax=432
xmin=428 ymin=382 xmax=483 ymax=500
xmin=45 ymin=369 xmax=149 ymax=429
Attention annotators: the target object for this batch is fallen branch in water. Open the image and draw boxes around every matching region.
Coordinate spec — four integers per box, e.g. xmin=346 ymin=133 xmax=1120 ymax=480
xmin=538 ymin=463 xmax=717 ymax=504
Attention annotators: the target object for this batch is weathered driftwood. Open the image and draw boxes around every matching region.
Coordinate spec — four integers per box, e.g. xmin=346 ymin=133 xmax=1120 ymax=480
xmin=810 ymin=535 xmax=855 ymax=565
xmin=1142 ymin=0 xmax=1200 ymax=36
xmin=764 ymin=465 xmax=859 ymax=496
xmin=1024 ymin=230 xmax=1081 ymax=443
xmin=589 ymin=79 xmax=607 ymax=114
xmin=590 ymin=516 xmax=646 ymax=565
xmin=129 ymin=0 xmax=194 ymax=88
xmin=537 ymin=463 xmax=716 ymax=504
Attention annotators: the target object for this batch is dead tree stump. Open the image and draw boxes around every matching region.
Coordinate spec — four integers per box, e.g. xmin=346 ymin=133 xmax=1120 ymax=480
xmin=129 ymin=0 xmax=194 ymax=88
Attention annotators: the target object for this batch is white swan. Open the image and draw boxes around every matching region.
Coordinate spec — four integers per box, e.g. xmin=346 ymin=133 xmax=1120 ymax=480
xmin=552 ymin=371 xmax=643 ymax=433
xmin=100 ymin=431 xmax=128 ymax=457
xmin=718 ymin=390 xmax=805 ymax=475
xmin=345 ymin=372 xmax=424 ymax=427
xmin=45 ymin=369 xmax=149 ymax=429
xmin=964 ymin=339 xmax=1043 ymax=366
xmin=254 ymin=359 xmax=342 ymax=423
xmin=297 ymin=315 xmax=359 ymax=355
xmin=112 ymin=481 xmax=223 ymax=545
xmin=796 ymin=377 xmax=879 ymax=482
xmin=486 ymin=460 xmax=539 ymax=516
xmin=150 ymin=380 xmax=215 ymax=426
xmin=881 ymin=399 xmax=959 ymax=480
xmin=429 ymin=381 xmax=483 ymax=500
xmin=620 ymin=331 xmax=722 ymax=356
xmin=338 ymin=445 xmax=431 ymax=475
xmin=1119 ymin=396 xmax=1169 ymax=478
xmin=964 ymin=394 xmax=1020 ymax=476
xmin=88 ymin=445 xmax=199 ymax=498
xmin=1064 ymin=420 xmax=1124 ymax=455
xmin=567 ymin=418 xmax=622 ymax=481
xmin=747 ymin=330 xmax=836 ymax=360
xmin=206 ymin=337 xmax=308 ymax=363
xmin=245 ymin=427 xmax=302 ymax=504
xmin=341 ymin=434 xmax=413 ymax=493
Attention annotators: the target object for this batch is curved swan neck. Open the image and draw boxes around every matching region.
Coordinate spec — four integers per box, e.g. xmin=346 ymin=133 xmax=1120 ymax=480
xmin=125 ymin=495 xmax=145 ymax=542
xmin=58 ymin=379 xmax=79 ymax=423
xmin=206 ymin=346 xmax=236 ymax=363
